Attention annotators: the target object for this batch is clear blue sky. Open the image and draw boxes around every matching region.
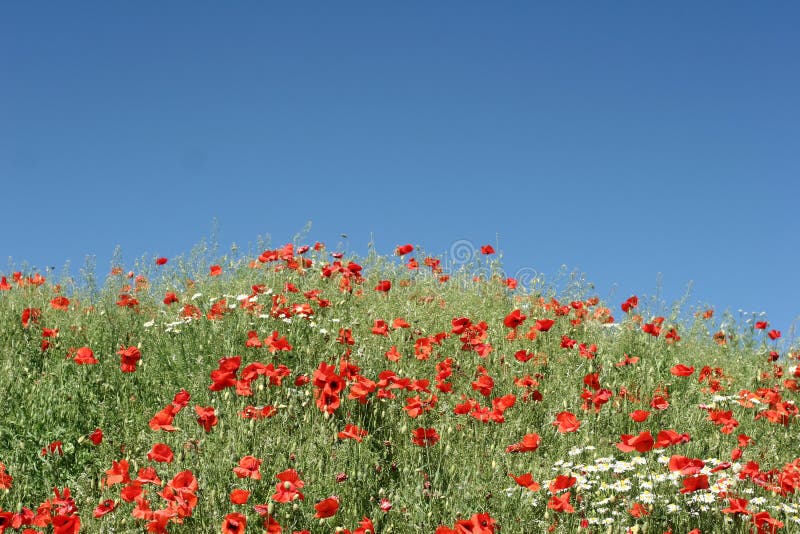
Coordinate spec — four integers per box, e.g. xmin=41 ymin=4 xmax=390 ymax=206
xmin=2 ymin=2 xmax=798 ymax=343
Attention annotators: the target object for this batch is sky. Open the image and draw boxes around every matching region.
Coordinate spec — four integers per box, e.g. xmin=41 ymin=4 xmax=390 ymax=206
xmin=2 ymin=2 xmax=798 ymax=344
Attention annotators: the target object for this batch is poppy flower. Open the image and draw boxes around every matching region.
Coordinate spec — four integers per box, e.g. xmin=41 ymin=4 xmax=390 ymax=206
xmin=375 ymin=280 xmax=392 ymax=292
xmin=103 ymin=459 xmax=131 ymax=487
xmin=534 ymin=319 xmax=555 ymax=332
xmin=505 ymin=433 xmax=541 ymax=453
xmin=629 ymin=502 xmax=649 ymax=518
xmin=136 ymin=466 xmax=162 ymax=486
xmin=117 ymin=345 xmax=142 ymax=373
xmin=88 ymin=428 xmax=103 ymax=445
xmin=509 ymin=473 xmax=540 ymax=491
xmin=548 ymin=475 xmax=577 ymax=493
xmin=503 ymin=309 xmax=526 ymax=329
xmin=668 ymin=456 xmax=705 ymax=475
xmin=194 ymin=405 xmax=218 ymax=432
xmin=411 ymin=427 xmax=440 ymax=447
xmin=755 ymin=321 xmax=768 ymax=329
xmin=768 ymin=330 xmax=781 ymax=340
xmin=222 ymin=512 xmax=247 ymax=534
xmin=233 ymin=455 xmax=263 ymax=479
xmin=480 ymin=245 xmax=495 ymax=255
xmin=71 ymin=346 xmax=98 ymax=365
xmin=50 ymin=296 xmax=70 ymax=310
xmin=670 ymin=364 xmax=695 ymax=377
xmin=621 ymin=295 xmax=638 ymax=313
xmin=263 ymin=515 xmax=283 ymax=534
xmin=629 ymin=410 xmax=650 ymax=422
xmin=0 ymin=463 xmax=12 ymax=490
xmin=547 ymin=492 xmax=575 ymax=513
xmin=616 ymin=431 xmax=654 ymax=453
xmin=230 ymin=489 xmax=250 ymax=504
xmin=680 ymin=474 xmax=709 ymax=493
xmin=552 ymin=411 xmax=581 ymax=433
xmin=41 ymin=440 xmax=63 ymax=456
xmin=93 ymin=499 xmax=117 ymax=518
xmin=396 ymin=244 xmax=414 ymax=256
xmin=147 ymin=443 xmax=174 ymax=463
xmin=314 ymin=496 xmax=339 ymax=519
xmin=272 ymin=468 xmax=305 ymax=503
xmin=52 ymin=514 xmax=80 ymax=534
xmin=721 ymin=498 xmax=751 ymax=516
xmin=338 ymin=423 xmax=369 ymax=442
xmin=156 ymin=257 xmax=168 ymax=265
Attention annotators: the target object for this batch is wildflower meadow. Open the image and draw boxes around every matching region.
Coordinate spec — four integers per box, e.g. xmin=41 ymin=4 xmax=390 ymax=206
xmin=0 ymin=238 xmax=798 ymax=534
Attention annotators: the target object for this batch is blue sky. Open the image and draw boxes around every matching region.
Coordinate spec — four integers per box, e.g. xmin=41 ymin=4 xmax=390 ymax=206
xmin=2 ymin=2 xmax=798 ymax=342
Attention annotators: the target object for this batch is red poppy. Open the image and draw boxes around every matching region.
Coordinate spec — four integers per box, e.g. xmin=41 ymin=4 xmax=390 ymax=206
xmin=680 ymin=474 xmax=709 ymax=493
xmin=88 ymin=428 xmax=103 ymax=445
xmin=411 ymin=427 xmax=440 ymax=447
xmin=272 ymin=468 xmax=305 ymax=503
xmin=156 ymin=257 xmax=168 ymax=265
xmin=534 ymin=318 xmax=555 ymax=332
xmin=41 ymin=440 xmax=64 ymax=456
xmin=549 ymin=475 xmax=577 ymax=494
xmin=229 ymin=489 xmax=250 ymax=504
xmin=338 ymin=423 xmax=369 ymax=442
xmin=149 ymin=405 xmax=178 ymax=432
xmin=117 ymin=345 xmax=142 ymax=373
xmin=629 ymin=410 xmax=651 ymax=422
xmin=233 ymin=455 xmax=263 ymax=479
xmin=0 ymin=462 xmax=12 ymax=490
xmin=552 ymin=411 xmax=581 ymax=433
xmin=668 ymin=456 xmax=705 ymax=475
xmin=314 ymin=496 xmax=339 ymax=519
xmin=120 ymin=482 xmax=142 ymax=502
xmin=263 ymin=515 xmax=282 ymax=534
xmin=50 ymin=296 xmax=70 ymax=310
xmin=755 ymin=321 xmax=768 ymax=329
xmin=503 ymin=309 xmax=526 ymax=329
xmin=71 ymin=346 xmax=98 ymax=365
xmin=629 ymin=502 xmax=649 ymax=518
xmin=147 ymin=443 xmax=174 ymax=463
xmin=547 ymin=492 xmax=574 ymax=513
xmin=52 ymin=514 xmax=80 ymax=534
xmin=396 ymin=244 xmax=414 ymax=256
xmin=768 ymin=329 xmax=781 ymax=340
xmin=621 ymin=295 xmax=638 ymax=313
xmin=375 ymin=280 xmax=392 ymax=292
xmin=136 ymin=466 xmax=162 ymax=486
xmin=93 ymin=499 xmax=117 ymax=518
xmin=506 ymin=433 xmax=541 ymax=453
xmin=209 ymin=265 xmax=222 ymax=276
xmin=670 ymin=364 xmax=695 ymax=377
xmin=194 ymin=405 xmax=218 ymax=432
xmin=480 ymin=245 xmax=495 ymax=255
xmin=103 ymin=459 xmax=131 ymax=487
xmin=509 ymin=473 xmax=540 ymax=491
xmin=222 ymin=512 xmax=247 ymax=534
xmin=616 ymin=431 xmax=654 ymax=453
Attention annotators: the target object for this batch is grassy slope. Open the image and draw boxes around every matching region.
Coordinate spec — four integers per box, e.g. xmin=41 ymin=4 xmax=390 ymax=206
xmin=0 ymin=244 xmax=798 ymax=533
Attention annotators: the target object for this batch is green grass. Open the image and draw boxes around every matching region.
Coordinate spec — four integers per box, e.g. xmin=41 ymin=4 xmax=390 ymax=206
xmin=0 ymin=240 xmax=798 ymax=533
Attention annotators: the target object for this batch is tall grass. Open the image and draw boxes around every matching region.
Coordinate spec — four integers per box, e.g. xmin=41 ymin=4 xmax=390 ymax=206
xmin=0 ymin=240 xmax=797 ymax=533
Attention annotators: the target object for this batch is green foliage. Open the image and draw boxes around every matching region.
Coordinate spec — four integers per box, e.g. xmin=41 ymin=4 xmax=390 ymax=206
xmin=0 ymin=242 xmax=798 ymax=533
